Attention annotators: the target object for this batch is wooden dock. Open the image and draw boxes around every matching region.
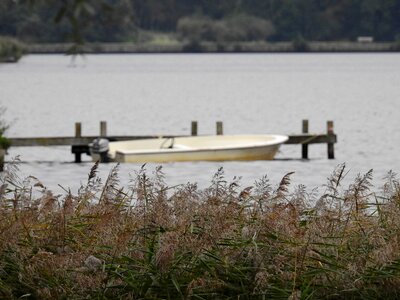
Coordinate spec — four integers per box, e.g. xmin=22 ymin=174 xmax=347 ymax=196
xmin=4 ymin=120 xmax=337 ymax=166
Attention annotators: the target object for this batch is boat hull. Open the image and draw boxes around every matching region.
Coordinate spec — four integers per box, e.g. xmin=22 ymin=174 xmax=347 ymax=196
xmin=97 ymin=135 xmax=288 ymax=163
xmin=114 ymin=144 xmax=281 ymax=163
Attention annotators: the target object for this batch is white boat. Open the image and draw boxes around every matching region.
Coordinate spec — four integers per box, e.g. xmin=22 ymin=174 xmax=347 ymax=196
xmin=91 ymin=135 xmax=288 ymax=163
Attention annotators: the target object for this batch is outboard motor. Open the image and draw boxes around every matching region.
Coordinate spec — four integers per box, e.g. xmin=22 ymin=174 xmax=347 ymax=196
xmin=90 ymin=138 xmax=110 ymax=163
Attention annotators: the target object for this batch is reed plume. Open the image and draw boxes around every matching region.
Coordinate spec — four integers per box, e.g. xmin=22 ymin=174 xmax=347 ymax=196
xmin=1 ymin=162 xmax=400 ymax=299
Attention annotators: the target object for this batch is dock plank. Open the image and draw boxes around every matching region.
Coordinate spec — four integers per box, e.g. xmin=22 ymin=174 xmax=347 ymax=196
xmin=9 ymin=136 xmax=178 ymax=147
xmin=285 ymin=134 xmax=337 ymax=145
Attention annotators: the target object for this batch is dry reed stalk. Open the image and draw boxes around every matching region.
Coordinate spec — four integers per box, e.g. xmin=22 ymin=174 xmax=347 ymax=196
xmin=1 ymin=162 xmax=400 ymax=299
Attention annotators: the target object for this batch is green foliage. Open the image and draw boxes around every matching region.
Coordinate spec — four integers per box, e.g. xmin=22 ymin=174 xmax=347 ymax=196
xmin=0 ymin=106 xmax=10 ymax=150
xmin=182 ymin=39 xmax=204 ymax=53
xmin=0 ymin=0 xmax=136 ymax=47
xmin=391 ymin=39 xmax=400 ymax=51
xmin=177 ymin=14 xmax=275 ymax=43
xmin=0 ymin=36 xmax=25 ymax=63
xmin=0 ymin=137 xmax=11 ymax=150
xmin=1 ymin=0 xmax=400 ymax=44
xmin=292 ymin=35 xmax=310 ymax=52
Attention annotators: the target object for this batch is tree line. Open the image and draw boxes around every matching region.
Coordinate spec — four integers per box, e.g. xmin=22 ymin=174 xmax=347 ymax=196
xmin=0 ymin=0 xmax=399 ymax=43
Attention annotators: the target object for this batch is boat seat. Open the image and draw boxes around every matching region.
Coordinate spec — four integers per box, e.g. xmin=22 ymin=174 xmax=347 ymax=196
xmin=173 ymin=144 xmax=192 ymax=150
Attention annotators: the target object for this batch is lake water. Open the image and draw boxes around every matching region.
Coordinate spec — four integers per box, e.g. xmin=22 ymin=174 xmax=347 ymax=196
xmin=1 ymin=53 xmax=399 ymax=193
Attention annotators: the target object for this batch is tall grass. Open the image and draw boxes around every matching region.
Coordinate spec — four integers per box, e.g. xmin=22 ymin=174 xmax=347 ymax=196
xmin=1 ymin=160 xmax=400 ymax=299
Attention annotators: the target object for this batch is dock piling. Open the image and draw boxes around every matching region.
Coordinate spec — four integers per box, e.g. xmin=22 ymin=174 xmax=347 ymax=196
xmin=327 ymin=120 xmax=335 ymax=159
xmin=75 ymin=122 xmax=82 ymax=138
xmin=191 ymin=121 xmax=198 ymax=136
xmin=100 ymin=121 xmax=107 ymax=137
xmin=302 ymin=119 xmax=309 ymax=159
xmin=74 ymin=122 xmax=82 ymax=163
xmin=216 ymin=121 xmax=223 ymax=135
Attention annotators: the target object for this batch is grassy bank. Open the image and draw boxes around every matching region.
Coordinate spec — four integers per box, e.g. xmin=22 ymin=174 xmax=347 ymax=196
xmin=1 ymin=161 xmax=400 ymax=299
xmin=0 ymin=37 xmax=25 ymax=62
xmin=26 ymin=41 xmax=400 ymax=54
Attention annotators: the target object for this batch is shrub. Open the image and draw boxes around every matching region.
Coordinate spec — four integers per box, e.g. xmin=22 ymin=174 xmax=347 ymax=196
xmin=224 ymin=13 xmax=275 ymax=42
xmin=182 ymin=39 xmax=204 ymax=52
xmin=177 ymin=14 xmax=275 ymax=43
xmin=0 ymin=36 xmax=25 ymax=63
xmin=0 ymin=106 xmax=10 ymax=150
xmin=176 ymin=16 xmax=214 ymax=42
xmin=391 ymin=39 xmax=400 ymax=51
xmin=292 ymin=34 xmax=310 ymax=52
xmin=0 ymin=137 xmax=10 ymax=150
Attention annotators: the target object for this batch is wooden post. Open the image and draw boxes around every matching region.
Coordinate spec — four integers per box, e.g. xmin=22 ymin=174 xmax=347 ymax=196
xmin=75 ymin=122 xmax=82 ymax=138
xmin=191 ymin=121 xmax=198 ymax=136
xmin=327 ymin=120 xmax=335 ymax=159
xmin=74 ymin=122 xmax=82 ymax=163
xmin=216 ymin=121 xmax=223 ymax=135
xmin=302 ymin=119 xmax=309 ymax=159
xmin=100 ymin=121 xmax=107 ymax=137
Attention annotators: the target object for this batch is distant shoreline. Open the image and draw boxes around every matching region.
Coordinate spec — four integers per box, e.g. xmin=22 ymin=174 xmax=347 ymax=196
xmin=26 ymin=41 xmax=399 ymax=54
